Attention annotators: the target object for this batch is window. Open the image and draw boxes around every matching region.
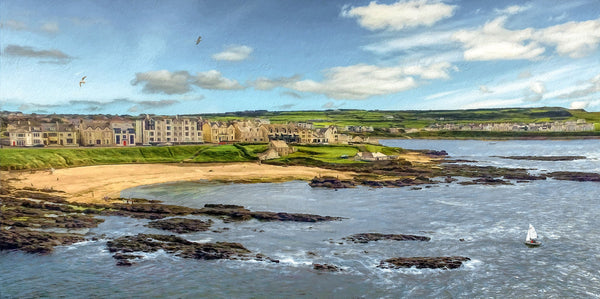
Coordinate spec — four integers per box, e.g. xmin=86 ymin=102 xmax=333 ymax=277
xmin=66 ymin=139 xmax=73 ymax=144
xmin=17 ymin=133 xmax=24 ymax=137
xmin=167 ymin=126 xmax=171 ymax=130
xmin=185 ymin=132 xmax=189 ymax=136
xmin=33 ymin=133 xmax=40 ymax=137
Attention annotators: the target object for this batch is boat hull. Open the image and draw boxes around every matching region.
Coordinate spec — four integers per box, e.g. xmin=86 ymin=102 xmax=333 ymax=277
xmin=524 ymin=241 xmax=542 ymax=247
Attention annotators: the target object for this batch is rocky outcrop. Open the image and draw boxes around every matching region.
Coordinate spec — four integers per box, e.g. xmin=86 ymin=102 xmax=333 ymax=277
xmin=547 ymin=171 xmax=600 ymax=182
xmin=458 ymin=177 xmax=512 ymax=185
xmin=378 ymin=256 xmax=470 ymax=270
xmin=494 ymin=155 xmax=586 ymax=161
xmin=102 ymin=203 xmax=201 ymax=220
xmin=313 ymin=263 xmax=342 ymax=272
xmin=343 ymin=233 xmax=430 ymax=243
xmin=145 ymin=218 xmax=213 ymax=233
xmin=107 ymin=233 xmax=252 ymax=264
xmin=0 ymin=228 xmax=85 ymax=254
xmin=199 ymin=204 xmax=343 ymax=222
xmin=309 ymin=176 xmax=356 ymax=189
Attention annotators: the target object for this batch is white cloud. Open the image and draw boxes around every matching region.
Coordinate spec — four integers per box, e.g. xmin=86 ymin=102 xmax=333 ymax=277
xmin=363 ymin=31 xmax=454 ymax=54
xmin=536 ymin=19 xmax=600 ymax=58
xmin=341 ymin=0 xmax=456 ymax=31
xmin=518 ymin=70 xmax=533 ymax=78
xmin=495 ymin=4 xmax=530 ymax=15
xmin=212 ymin=45 xmax=253 ymax=61
xmin=569 ymin=101 xmax=589 ymax=109
xmin=193 ymin=70 xmax=245 ymax=90
xmin=131 ymin=70 xmax=193 ymax=94
xmin=452 ymin=16 xmax=545 ymax=61
xmin=523 ymin=81 xmax=546 ymax=102
xmin=558 ymin=73 xmax=600 ymax=99
xmin=250 ymin=75 xmax=301 ymax=90
xmin=479 ymin=85 xmax=492 ymax=93
xmin=289 ymin=62 xmax=454 ymax=100
xmin=40 ymin=21 xmax=59 ymax=34
xmin=1 ymin=19 xmax=27 ymax=30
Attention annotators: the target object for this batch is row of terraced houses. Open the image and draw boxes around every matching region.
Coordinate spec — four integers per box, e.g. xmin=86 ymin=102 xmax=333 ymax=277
xmin=3 ymin=114 xmax=375 ymax=147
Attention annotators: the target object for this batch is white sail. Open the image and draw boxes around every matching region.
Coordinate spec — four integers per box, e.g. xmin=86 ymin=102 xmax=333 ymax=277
xmin=526 ymin=224 xmax=538 ymax=241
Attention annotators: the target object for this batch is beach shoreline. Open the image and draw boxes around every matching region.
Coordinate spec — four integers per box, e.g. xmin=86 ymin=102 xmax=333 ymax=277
xmin=1 ymin=163 xmax=356 ymax=204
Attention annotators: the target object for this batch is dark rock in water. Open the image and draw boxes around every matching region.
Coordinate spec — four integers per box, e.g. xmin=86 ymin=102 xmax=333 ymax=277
xmin=424 ymin=150 xmax=448 ymax=156
xmin=116 ymin=259 xmax=134 ymax=266
xmin=359 ymin=176 xmax=434 ymax=188
xmin=113 ymin=252 xmax=142 ymax=260
xmin=145 ymin=218 xmax=213 ymax=233
xmin=102 ymin=203 xmax=201 ymax=220
xmin=0 ymin=228 xmax=84 ymax=254
xmin=503 ymin=173 xmax=546 ymax=181
xmin=547 ymin=171 xmax=600 ymax=182
xmin=378 ymin=256 xmax=470 ymax=270
xmin=445 ymin=176 xmax=458 ymax=183
xmin=493 ymin=155 xmax=586 ymax=161
xmin=309 ymin=176 xmax=356 ymax=189
xmin=199 ymin=204 xmax=343 ymax=222
xmin=343 ymin=233 xmax=430 ymax=243
xmin=107 ymin=233 xmax=252 ymax=265
xmin=459 ymin=177 xmax=512 ymax=185
xmin=313 ymin=263 xmax=342 ymax=272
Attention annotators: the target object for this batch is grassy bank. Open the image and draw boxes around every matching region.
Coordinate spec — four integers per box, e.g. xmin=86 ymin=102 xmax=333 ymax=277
xmin=0 ymin=143 xmax=409 ymax=171
xmin=0 ymin=145 xmax=259 ymax=170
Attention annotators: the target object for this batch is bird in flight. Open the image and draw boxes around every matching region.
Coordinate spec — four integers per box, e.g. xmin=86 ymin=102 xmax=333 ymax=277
xmin=79 ymin=76 xmax=86 ymax=87
xmin=196 ymin=36 xmax=202 ymax=45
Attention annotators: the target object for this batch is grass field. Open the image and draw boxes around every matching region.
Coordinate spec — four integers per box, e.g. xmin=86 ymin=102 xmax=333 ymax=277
xmin=0 ymin=145 xmax=255 ymax=170
xmin=188 ymin=107 xmax=600 ymax=129
xmin=0 ymin=143 xmax=410 ymax=170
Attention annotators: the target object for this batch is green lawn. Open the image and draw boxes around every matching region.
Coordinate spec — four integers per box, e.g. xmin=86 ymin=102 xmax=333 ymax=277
xmin=0 ymin=145 xmax=255 ymax=170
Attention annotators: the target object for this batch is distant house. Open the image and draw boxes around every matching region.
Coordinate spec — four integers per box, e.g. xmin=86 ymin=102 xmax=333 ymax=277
xmin=258 ymin=140 xmax=296 ymax=160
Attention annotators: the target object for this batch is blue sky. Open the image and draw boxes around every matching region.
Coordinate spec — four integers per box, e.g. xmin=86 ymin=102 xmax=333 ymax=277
xmin=1 ymin=0 xmax=599 ymax=115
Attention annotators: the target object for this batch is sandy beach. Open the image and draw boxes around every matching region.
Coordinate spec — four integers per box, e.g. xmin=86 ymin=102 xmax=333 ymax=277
xmin=2 ymin=163 xmax=356 ymax=204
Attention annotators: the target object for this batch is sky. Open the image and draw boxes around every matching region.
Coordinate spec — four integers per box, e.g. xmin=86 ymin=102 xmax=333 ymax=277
xmin=1 ymin=0 xmax=599 ymax=115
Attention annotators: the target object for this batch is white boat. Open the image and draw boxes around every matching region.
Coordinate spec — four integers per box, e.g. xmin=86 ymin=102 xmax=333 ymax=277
xmin=525 ymin=224 xmax=542 ymax=247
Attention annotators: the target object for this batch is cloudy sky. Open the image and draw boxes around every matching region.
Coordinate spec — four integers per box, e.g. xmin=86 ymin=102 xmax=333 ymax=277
xmin=1 ymin=0 xmax=599 ymax=115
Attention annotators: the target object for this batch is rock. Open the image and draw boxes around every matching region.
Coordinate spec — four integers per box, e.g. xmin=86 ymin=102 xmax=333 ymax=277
xmin=547 ymin=171 xmax=600 ymax=182
xmin=107 ymin=234 xmax=252 ymax=264
xmin=313 ymin=263 xmax=342 ymax=272
xmin=343 ymin=233 xmax=430 ymax=243
xmin=378 ymin=256 xmax=470 ymax=270
xmin=309 ymin=177 xmax=356 ymax=189
xmin=503 ymin=173 xmax=546 ymax=181
xmin=494 ymin=155 xmax=586 ymax=161
xmin=458 ymin=177 xmax=512 ymax=185
xmin=424 ymin=150 xmax=448 ymax=156
xmin=199 ymin=204 xmax=343 ymax=222
xmin=145 ymin=218 xmax=213 ymax=233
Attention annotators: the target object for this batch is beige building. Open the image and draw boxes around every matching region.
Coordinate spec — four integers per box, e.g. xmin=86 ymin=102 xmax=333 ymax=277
xmin=202 ymin=121 xmax=236 ymax=143
xmin=79 ymin=121 xmax=113 ymax=146
xmin=258 ymin=140 xmax=296 ymax=160
xmin=135 ymin=115 xmax=203 ymax=145
xmin=234 ymin=121 xmax=269 ymax=143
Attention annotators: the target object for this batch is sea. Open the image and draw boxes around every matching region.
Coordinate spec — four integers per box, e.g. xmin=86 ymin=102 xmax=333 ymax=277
xmin=1 ymin=139 xmax=599 ymax=298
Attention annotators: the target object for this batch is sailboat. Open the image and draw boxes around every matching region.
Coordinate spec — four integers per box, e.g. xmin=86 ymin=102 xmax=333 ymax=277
xmin=525 ymin=224 xmax=542 ymax=247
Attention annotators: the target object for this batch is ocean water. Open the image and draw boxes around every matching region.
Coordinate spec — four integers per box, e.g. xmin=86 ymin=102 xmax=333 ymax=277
xmin=1 ymin=139 xmax=599 ymax=298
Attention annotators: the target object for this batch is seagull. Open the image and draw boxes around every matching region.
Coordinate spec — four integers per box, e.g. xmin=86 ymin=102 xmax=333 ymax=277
xmin=79 ymin=76 xmax=86 ymax=87
xmin=196 ymin=36 xmax=202 ymax=45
